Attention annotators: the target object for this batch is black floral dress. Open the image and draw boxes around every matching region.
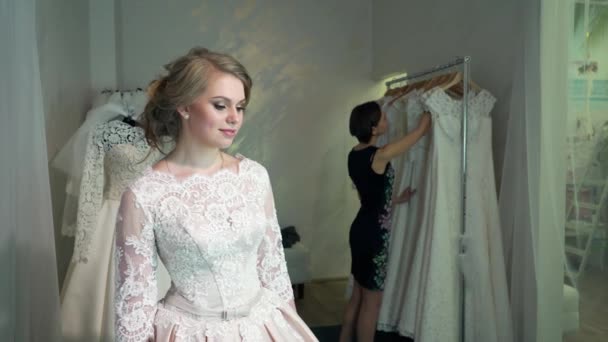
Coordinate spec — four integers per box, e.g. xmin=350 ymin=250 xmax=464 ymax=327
xmin=348 ymin=146 xmax=394 ymax=290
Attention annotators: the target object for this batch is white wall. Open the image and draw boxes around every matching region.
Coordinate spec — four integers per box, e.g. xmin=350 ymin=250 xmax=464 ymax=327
xmin=89 ymin=0 xmax=118 ymax=91
xmin=113 ymin=0 xmax=378 ymax=279
xmin=372 ymin=0 xmax=521 ymax=187
xmin=37 ymin=0 xmax=91 ymax=287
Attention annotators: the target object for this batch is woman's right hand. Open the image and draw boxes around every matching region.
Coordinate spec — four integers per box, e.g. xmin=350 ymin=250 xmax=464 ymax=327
xmin=375 ymin=112 xmax=432 ymax=163
xmin=417 ymin=112 xmax=432 ymax=134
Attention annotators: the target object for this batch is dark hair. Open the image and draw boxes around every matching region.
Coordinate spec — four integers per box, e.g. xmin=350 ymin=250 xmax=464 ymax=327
xmin=142 ymin=47 xmax=253 ymax=151
xmin=349 ymin=101 xmax=382 ymax=143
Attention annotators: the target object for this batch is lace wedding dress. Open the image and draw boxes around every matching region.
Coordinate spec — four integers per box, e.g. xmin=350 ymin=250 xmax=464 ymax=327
xmin=377 ymin=90 xmax=430 ymax=338
xmin=60 ymin=120 xmax=172 ymax=341
xmin=410 ymin=87 xmax=512 ymax=342
xmin=114 ymin=156 xmax=317 ymax=341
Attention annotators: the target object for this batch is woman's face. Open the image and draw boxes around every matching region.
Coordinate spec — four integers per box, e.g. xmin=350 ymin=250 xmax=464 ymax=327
xmin=179 ymin=71 xmax=247 ymax=149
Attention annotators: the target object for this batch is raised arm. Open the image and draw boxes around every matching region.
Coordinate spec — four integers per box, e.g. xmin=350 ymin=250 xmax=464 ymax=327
xmin=375 ymin=112 xmax=432 ymax=164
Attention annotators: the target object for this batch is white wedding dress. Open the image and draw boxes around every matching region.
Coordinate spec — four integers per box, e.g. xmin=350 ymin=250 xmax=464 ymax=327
xmin=408 ymin=87 xmax=512 ymax=342
xmin=60 ymin=119 xmax=173 ymax=341
xmin=52 ymin=93 xmax=127 ymax=237
xmin=114 ymin=156 xmax=317 ymax=341
xmin=377 ymin=89 xmax=430 ymax=338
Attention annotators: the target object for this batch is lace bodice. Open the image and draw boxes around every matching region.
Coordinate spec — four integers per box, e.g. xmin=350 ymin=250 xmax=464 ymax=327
xmin=114 ymin=157 xmax=294 ymax=341
xmin=422 ymin=87 xmax=496 ymax=142
xmin=73 ymin=120 xmax=168 ymax=263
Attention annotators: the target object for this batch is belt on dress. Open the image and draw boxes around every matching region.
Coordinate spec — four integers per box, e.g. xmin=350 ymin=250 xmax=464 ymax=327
xmin=162 ymin=288 xmax=264 ymax=321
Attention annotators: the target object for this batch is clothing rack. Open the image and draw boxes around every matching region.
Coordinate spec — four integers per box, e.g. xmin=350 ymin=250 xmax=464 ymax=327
xmin=100 ymin=88 xmax=146 ymax=118
xmin=100 ymin=88 xmax=144 ymax=94
xmin=386 ymin=56 xmax=472 ymax=342
xmin=385 ymin=57 xmax=469 ymax=88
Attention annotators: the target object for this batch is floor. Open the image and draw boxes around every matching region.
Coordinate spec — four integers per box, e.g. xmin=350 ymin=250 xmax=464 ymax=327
xmin=296 ymin=270 xmax=608 ymax=342
xmin=296 ymin=278 xmax=412 ymax=341
xmin=296 ymin=278 xmax=349 ymax=327
xmin=564 ymin=268 xmax=608 ymax=342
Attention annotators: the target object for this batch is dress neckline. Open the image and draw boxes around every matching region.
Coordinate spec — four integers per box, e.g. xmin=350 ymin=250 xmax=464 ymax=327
xmin=426 ymin=86 xmax=490 ymax=105
xmin=147 ymin=154 xmax=249 ymax=184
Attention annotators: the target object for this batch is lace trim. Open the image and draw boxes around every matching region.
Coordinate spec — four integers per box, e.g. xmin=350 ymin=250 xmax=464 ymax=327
xmin=421 ymin=87 xmax=496 ymax=143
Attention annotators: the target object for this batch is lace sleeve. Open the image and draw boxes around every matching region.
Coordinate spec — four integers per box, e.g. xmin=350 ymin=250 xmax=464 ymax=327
xmin=257 ymin=170 xmax=295 ymax=305
xmin=115 ymin=187 xmax=157 ymax=342
xmin=73 ymin=123 xmax=106 ymax=262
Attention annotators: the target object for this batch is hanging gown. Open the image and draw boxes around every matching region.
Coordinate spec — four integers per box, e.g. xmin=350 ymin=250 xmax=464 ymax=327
xmin=440 ymin=90 xmax=514 ymax=342
xmin=377 ymin=89 xmax=430 ymax=337
xmin=53 ymin=90 xmax=149 ymax=237
xmin=60 ymin=120 xmax=173 ymax=341
xmin=52 ymin=93 xmax=126 ymax=237
xmin=114 ymin=156 xmax=318 ymax=341
xmin=410 ymin=87 xmax=512 ymax=342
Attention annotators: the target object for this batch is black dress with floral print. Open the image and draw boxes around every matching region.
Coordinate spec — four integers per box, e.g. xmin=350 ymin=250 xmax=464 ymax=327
xmin=348 ymin=146 xmax=394 ymax=290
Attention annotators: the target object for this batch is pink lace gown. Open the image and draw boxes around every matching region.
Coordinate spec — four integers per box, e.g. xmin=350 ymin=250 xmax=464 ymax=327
xmin=114 ymin=156 xmax=318 ymax=341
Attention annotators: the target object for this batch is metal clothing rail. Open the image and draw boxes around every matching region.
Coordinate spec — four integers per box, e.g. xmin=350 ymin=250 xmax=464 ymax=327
xmin=385 ymin=56 xmax=472 ymax=342
xmin=385 ymin=57 xmax=469 ymax=88
xmin=100 ymin=88 xmax=144 ymax=94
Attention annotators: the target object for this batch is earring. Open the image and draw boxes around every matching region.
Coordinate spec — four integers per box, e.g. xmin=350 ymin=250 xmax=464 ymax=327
xmin=183 ymin=113 xmax=190 ymax=120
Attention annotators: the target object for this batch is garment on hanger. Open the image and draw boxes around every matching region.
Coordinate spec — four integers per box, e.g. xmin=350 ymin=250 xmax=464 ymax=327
xmin=53 ymin=90 xmax=149 ymax=236
xmin=427 ymin=88 xmax=513 ymax=342
xmin=377 ymin=93 xmax=410 ymax=201
xmin=409 ymin=87 xmax=512 ymax=342
xmin=377 ymin=89 xmax=430 ymax=337
xmin=60 ymin=120 xmax=173 ymax=341
xmin=51 ymin=99 xmax=127 ymax=236
xmin=119 ymin=89 xmax=148 ymax=120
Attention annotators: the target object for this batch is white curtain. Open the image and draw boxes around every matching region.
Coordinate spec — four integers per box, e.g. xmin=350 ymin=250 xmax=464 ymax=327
xmin=499 ymin=0 xmax=570 ymax=341
xmin=498 ymin=2 xmax=540 ymax=341
xmin=0 ymin=0 xmax=62 ymax=340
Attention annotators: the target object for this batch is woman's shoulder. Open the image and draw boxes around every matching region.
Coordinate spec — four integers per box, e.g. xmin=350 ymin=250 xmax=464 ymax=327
xmin=234 ymin=154 xmax=276 ymax=190
xmin=350 ymin=144 xmax=378 ymax=153
xmin=348 ymin=145 xmax=378 ymax=161
xmin=122 ymin=167 xmax=167 ymax=202
xmin=235 ymin=154 xmax=269 ymax=177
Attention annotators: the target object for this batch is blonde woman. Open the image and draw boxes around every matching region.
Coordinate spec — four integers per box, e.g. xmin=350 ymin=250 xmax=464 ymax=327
xmin=114 ymin=47 xmax=317 ymax=341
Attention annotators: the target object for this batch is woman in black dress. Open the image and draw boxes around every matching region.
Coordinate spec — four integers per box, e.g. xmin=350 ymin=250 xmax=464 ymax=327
xmin=339 ymin=101 xmax=431 ymax=342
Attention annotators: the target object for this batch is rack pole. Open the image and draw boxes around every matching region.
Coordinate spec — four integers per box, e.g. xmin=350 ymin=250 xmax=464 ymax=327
xmin=385 ymin=57 xmax=466 ymax=88
xmin=459 ymin=55 xmax=471 ymax=342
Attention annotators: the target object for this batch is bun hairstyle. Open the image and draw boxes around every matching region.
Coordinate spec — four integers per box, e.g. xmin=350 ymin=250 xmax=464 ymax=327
xmin=142 ymin=47 xmax=253 ymax=151
xmin=349 ymin=101 xmax=382 ymax=143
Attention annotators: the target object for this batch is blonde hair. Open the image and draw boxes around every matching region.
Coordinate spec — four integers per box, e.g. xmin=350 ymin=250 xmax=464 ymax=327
xmin=142 ymin=47 xmax=252 ymax=150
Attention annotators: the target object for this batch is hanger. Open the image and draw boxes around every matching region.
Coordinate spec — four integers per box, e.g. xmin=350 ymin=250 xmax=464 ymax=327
xmin=420 ymin=72 xmax=455 ymax=91
xmin=384 ymin=70 xmax=466 ymax=105
xmin=386 ymin=78 xmax=429 ymax=106
xmin=385 ymin=86 xmax=403 ymax=97
xmin=122 ymin=116 xmax=140 ymax=127
xmin=449 ymin=76 xmax=481 ymax=97
xmin=440 ymin=71 xmax=463 ymax=90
